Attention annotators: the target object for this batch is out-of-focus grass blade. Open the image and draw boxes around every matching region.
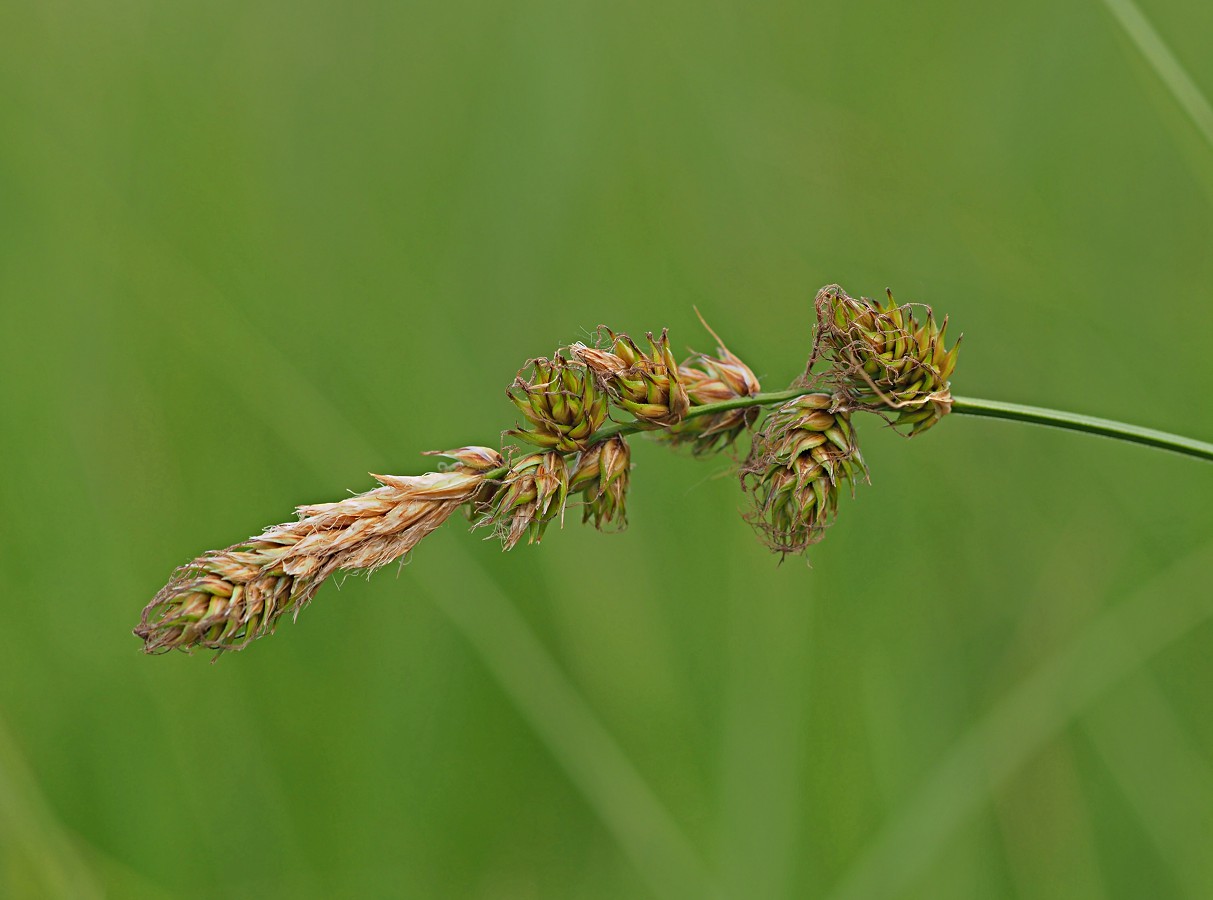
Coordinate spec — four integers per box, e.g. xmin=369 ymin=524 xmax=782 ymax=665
xmin=989 ymin=741 xmax=1107 ymax=900
xmin=0 ymin=714 xmax=102 ymax=900
xmin=1100 ymin=0 xmax=1213 ymax=151
xmin=133 ymin=269 xmax=715 ymax=898
xmin=825 ymin=542 xmax=1213 ymax=900
xmin=48 ymin=140 xmax=713 ymax=894
xmin=423 ymin=571 xmax=718 ymax=900
xmin=1083 ymin=674 xmax=1213 ymax=897
xmin=715 ymin=564 xmax=812 ymax=900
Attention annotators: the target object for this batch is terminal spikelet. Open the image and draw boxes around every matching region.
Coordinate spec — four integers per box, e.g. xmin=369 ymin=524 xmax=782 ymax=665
xmin=572 ymin=328 xmax=690 ymax=426
xmin=134 ymin=447 xmax=502 ymax=655
xmin=741 ymin=393 xmax=868 ymax=557
xmin=813 ymin=284 xmax=960 ymax=435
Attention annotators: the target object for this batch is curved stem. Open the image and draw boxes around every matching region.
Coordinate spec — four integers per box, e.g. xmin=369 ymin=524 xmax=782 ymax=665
xmin=949 ymin=395 xmax=1213 ymax=463
xmin=485 ymin=389 xmax=1213 ymax=477
xmin=589 ymin=388 xmax=812 ymax=442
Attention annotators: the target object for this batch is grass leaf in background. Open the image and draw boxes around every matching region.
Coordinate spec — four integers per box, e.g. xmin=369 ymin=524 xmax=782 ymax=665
xmin=2 ymin=0 xmax=1212 ymax=896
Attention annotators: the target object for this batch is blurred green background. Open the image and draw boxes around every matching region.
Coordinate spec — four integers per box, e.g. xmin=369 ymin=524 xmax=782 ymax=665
xmin=3 ymin=0 xmax=1213 ymax=897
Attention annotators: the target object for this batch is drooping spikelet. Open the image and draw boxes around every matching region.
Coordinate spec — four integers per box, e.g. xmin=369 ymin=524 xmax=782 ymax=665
xmin=134 ymin=447 xmax=503 ymax=655
xmin=664 ymin=335 xmax=762 ymax=455
xmin=477 ymin=451 xmax=570 ymax=549
xmin=506 ymin=353 xmax=609 ymax=452
xmin=813 ymin=285 xmax=960 ymax=435
xmin=572 ymin=328 xmax=690 ymax=426
xmin=741 ymin=393 xmax=868 ymax=557
xmin=569 ymin=436 xmax=631 ymax=530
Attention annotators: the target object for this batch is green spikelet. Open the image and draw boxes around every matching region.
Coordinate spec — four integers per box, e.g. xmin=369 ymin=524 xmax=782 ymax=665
xmin=572 ymin=328 xmax=690 ymax=426
xmin=569 ymin=436 xmax=631 ymax=530
xmin=814 ymin=285 xmax=961 ymax=435
xmin=664 ymin=342 xmax=762 ymax=455
xmin=506 ymin=353 xmax=609 ymax=452
xmin=477 ymin=451 xmax=570 ymax=549
xmin=741 ymin=393 xmax=868 ymax=557
xmin=135 ymin=535 xmax=310 ymax=654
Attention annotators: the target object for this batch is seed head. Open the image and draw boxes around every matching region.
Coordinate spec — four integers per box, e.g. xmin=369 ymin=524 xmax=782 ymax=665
xmin=477 ymin=451 xmax=570 ymax=549
xmin=506 ymin=353 xmax=608 ymax=452
xmin=741 ymin=394 xmax=868 ymax=557
xmin=572 ymin=328 xmax=690 ymax=426
xmin=134 ymin=449 xmax=501 ymax=655
xmin=569 ymin=436 xmax=631 ymax=530
xmin=813 ymin=285 xmax=960 ymax=435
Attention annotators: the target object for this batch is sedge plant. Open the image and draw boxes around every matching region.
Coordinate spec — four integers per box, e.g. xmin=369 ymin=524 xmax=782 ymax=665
xmin=134 ymin=285 xmax=1213 ymax=656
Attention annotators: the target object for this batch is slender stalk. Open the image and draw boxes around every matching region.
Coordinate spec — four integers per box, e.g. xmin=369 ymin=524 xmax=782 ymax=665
xmin=949 ymin=396 xmax=1213 ymax=463
xmin=590 ymin=388 xmax=812 ymax=441
xmin=485 ymin=389 xmax=1213 ymax=477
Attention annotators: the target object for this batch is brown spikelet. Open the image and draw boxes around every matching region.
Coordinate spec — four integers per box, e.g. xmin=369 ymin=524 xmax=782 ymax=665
xmin=134 ymin=449 xmax=502 ymax=655
xmin=664 ymin=315 xmax=762 ymax=454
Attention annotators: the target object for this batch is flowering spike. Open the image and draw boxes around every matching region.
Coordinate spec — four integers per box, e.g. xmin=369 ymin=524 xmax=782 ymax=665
xmin=135 ymin=286 xmax=995 ymax=658
xmin=664 ymin=319 xmax=763 ymax=454
xmin=569 ymin=436 xmax=631 ymax=530
xmin=812 ymin=285 xmax=960 ymax=435
xmin=741 ymin=394 xmax=868 ymax=558
xmin=134 ymin=461 xmax=490 ymax=655
xmin=571 ymin=328 xmax=690 ymax=426
xmin=505 ymin=354 xmax=608 ymax=452
xmin=476 ymin=451 xmax=570 ymax=550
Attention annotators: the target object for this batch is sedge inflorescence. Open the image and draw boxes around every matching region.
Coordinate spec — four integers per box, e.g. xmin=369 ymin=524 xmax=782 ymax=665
xmin=136 ymin=285 xmax=959 ymax=655
xmin=740 ymin=393 xmax=868 ymax=556
xmin=810 ymin=284 xmax=960 ymax=435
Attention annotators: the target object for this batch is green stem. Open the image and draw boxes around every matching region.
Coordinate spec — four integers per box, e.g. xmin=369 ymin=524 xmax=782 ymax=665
xmin=949 ymin=395 xmax=1213 ymax=463
xmin=589 ymin=388 xmax=811 ymax=442
xmin=484 ymin=389 xmax=1213 ymax=477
